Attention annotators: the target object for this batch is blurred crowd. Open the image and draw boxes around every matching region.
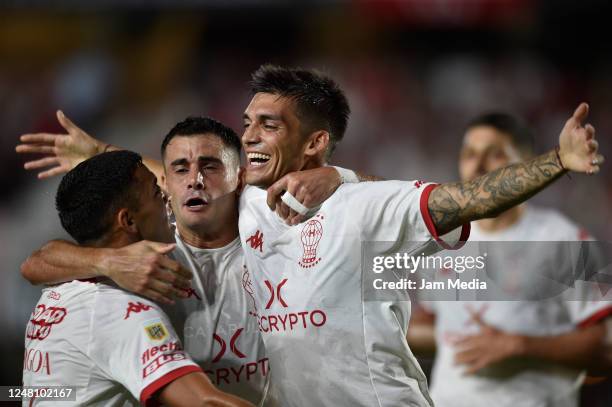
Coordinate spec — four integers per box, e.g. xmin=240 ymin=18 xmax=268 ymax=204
xmin=1 ymin=2 xmax=611 ymax=391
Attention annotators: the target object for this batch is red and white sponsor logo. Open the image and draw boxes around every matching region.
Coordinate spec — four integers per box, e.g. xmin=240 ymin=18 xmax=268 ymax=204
xmin=299 ymin=216 xmax=323 ymax=268
xmin=414 ymin=180 xmax=425 ymax=189
xmin=143 ymin=351 xmax=188 ymax=378
xmin=46 ymin=291 xmax=61 ymax=301
xmin=141 ymin=341 xmax=183 ymax=365
xmin=205 ymin=358 xmax=269 ymax=386
xmin=264 ymin=279 xmax=288 ymax=309
xmin=258 ymin=310 xmax=327 ymax=333
xmin=124 ymin=301 xmax=152 ymax=320
xmin=23 ymin=348 xmax=51 ymax=375
xmin=212 ymin=328 xmax=246 ymax=362
xmin=246 ymin=230 xmax=264 ymax=253
xmin=26 ymin=304 xmax=67 ymax=341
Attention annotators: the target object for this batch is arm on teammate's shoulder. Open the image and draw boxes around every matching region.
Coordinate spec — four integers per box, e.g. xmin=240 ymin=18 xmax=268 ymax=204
xmin=407 ymin=306 xmax=437 ymax=357
xmin=20 ymin=239 xmax=191 ymax=304
xmin=17 ymin=110 xmax=164 ymax=185
xmin=159 ymin=371 xmax=255 ymax=407
xmin=428 ymin=103 xmax=603 ymax=236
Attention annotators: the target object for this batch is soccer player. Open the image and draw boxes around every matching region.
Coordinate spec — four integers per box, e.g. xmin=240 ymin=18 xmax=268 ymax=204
xmin=235 ymin=65 xmax=603 ymax=406
xmin=407 ymin=113 xmax=612 ymax=407
xmin=22 ymin=150 xmax=253 ymax=406
xmin=20 ymin=117 xmax=273 ymax=404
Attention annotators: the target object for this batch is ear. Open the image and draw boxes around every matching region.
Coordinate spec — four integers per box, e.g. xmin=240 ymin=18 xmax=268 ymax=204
xmin=116 ymin=208 xmax=139 ymax=235
xmin=160 ymin=173 xmax=168 ymax=193
xmin=304 ymin=130 xmax=330 ymax=159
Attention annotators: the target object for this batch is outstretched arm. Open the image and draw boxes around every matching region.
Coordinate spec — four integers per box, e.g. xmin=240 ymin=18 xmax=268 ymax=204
xmin=429 ymin=103 xmax=604 ymax=235
xmin=21 ymin=239 xmax=191 ymax=304
xmin=16 ymin=110 xmax=165 ymax=185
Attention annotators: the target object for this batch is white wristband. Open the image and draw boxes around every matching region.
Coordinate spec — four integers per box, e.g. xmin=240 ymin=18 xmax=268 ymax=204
xmin=332 ymin=166 xmax=359 ymax=184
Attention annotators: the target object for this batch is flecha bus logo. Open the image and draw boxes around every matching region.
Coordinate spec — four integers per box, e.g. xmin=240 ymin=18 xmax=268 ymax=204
xmin=299 ymin=214 xmax=324 ymax=268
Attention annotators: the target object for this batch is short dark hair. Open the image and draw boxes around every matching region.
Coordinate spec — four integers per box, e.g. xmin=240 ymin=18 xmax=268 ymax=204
xmin=466 ymin=113 xmax=535 ymax=155
xmin=250 ymin=64 xmax=350 ymax=158
xmin=161 ymin=116 xmax=241 ymax=159
xmin=56 ymin=150 xmax=143 ymax=244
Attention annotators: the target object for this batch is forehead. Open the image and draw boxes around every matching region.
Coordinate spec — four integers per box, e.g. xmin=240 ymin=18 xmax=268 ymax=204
xmin=164 ymin=133 xmax=227 ymax=160
xmin=133 ymin=165 xmax=156 ymax=188
xmin=244 ymin=92 xmax=296 ymax=119
xmin=463 ymin=125 xmax=513 ymax=150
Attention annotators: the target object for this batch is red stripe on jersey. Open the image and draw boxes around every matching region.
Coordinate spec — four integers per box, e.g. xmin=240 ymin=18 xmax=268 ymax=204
xmin=578 ymin=306 xmax=612 ymax=329
xmin=140 ymin=365 xmax=202 ymax=406
xmin=419 ymin=184 xmax=471 ymax=250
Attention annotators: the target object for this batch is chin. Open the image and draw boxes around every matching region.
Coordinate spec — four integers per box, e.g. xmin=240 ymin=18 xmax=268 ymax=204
xmin=245 ymin=172 xmax=273 ymax=189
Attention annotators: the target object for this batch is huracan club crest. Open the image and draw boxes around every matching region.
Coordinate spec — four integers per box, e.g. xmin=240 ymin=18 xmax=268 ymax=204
xmin=299 ymin=215 xmax=324 ymax=268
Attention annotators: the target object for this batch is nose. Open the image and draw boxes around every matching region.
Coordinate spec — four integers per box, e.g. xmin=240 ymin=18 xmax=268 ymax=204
xmin=242 ymin=123 xmax=260 ymax=146
xmin=188 ymin=170 xmax=205 ymax=190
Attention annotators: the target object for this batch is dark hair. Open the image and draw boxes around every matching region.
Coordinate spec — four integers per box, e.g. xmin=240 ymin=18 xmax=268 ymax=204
xmin=250 ymin=64 xmax=350 ymax=158
xmin=466 ymin=113 xmax=535 ymax=155
xmin=56 ymin=150 xmax=143 ymax=244
xmin=161 ymin=116 xmax=241 ymax=158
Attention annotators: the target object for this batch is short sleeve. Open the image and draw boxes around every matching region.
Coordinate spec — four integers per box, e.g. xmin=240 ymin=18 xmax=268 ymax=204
xmin=342 ymin=180 xmax=470 ymax=252
xmin=91 ymin=292 xmax=202 ymax=406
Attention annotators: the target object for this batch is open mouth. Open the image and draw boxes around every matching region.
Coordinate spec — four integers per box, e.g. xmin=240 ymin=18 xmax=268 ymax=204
xmin=247 ymin=152 xmax=271 ymax=167
xmin=184 ymin=197 xmax=207 ymax=210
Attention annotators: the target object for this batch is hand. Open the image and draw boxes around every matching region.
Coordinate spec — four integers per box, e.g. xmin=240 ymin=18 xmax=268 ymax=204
xmin=266 ymin=166 xmax=342 ymax=225
xmin=100 ymin=241 xmax=193 ymax=305
xmin=558 ymin=103 xmax=604 ymax=174
xmin=16 ymin=110 xmax=104 ymax=179
xmin=452 ymin=312 xmax=525 ymax=374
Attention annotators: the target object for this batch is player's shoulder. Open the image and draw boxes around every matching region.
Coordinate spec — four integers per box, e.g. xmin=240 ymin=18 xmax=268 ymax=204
xmin=526 ymin=205 xmax=585 ymax=240
xmin=92 ymin=284 xmax=166 ymax=327
xmin=335 ymin=179 xmax=426 ymax=198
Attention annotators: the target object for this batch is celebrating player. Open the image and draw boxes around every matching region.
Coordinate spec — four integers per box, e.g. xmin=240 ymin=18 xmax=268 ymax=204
xmin=235 ymin=65 xmax=603 ymax=406
xmin=407 ymin=113 xmax=612 ymax=407
xmin=23 ymin=150 xmax=253 ymax=406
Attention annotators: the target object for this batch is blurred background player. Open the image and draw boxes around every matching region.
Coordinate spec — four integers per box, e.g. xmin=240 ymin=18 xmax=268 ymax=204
xmin=238 ymin=65 xmax=602 ymax=407
xmin=23 ymin=150 xmax=253 ymax=406
xmin=408 ymin=113 xmax=612 ymax=407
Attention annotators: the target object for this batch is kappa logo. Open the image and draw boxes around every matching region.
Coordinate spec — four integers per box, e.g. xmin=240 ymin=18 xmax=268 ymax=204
xmin=26 ymin=304 xmax=67 ymax=341
xmin=414 ymin=180 xmax=425 ymax=188
xmin=265 ymin=279 xmax=288 ymax=309
xmin=124 ymin=301 xmax=152 ymax=320
xmin=299 ymin=215 xmax=323 ymax=268
xmin=246 ymin=230 xmax=264 ymax=252
xmin=184 ymin=288 xmax=202 ymax=301
xmin=212 ymin=328 xmax=246 ymax=362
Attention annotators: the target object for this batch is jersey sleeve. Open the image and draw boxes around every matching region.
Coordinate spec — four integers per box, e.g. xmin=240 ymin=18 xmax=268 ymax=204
xmin=90 ymin=291 xmax=202 ymax=406
xmin=343 ymin=180 xmax=470 ymax=252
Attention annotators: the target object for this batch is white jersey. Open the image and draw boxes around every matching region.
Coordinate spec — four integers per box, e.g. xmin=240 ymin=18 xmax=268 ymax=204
xmin=425 ymin=206 xmax=612 ymax=407
xmin=23 ymin=280 xmax=201 ymax=406
xmin=163 ymin=234 xmax=269 ymax=405
xmin=238 ymin=181 xmax=469 ymax=407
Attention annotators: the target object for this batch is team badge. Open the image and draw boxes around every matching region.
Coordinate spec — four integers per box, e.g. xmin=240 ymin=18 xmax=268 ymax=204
xmin=144 ymin=320 xmax=168 ymax=341
xmin=299 ymin=214 xmax=324 ymax=268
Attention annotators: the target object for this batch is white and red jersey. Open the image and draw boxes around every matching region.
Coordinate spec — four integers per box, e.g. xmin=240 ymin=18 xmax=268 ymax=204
xmin=238 ymin=181 xmax=469 ymax=407
xmin=163 ymin=234 xmax=269 ymax=404
xmin=423 ymin=205 xmax=612 ymax=407
xmin=22 ymin=280 xmax=201 ymax=406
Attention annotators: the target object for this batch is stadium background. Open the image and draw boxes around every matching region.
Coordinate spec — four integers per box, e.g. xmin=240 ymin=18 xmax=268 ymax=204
xmin=1 ymin=1 xmax=611 ymax=404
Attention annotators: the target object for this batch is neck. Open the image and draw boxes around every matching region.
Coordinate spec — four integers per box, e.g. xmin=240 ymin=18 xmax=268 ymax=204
xmin=300 ymin=156 xmax=325 ymax=171
xmin=176 ymin=218 xmax=239 ymax=249
xmin=90 ymin=232 xmax=137 ymax=249
xmin=476 ymin=204 xmax=526 ymax=233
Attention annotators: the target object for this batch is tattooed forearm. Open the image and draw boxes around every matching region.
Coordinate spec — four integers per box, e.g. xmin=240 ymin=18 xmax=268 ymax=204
xmin=429 ymin=149 xmax=566 ymax=235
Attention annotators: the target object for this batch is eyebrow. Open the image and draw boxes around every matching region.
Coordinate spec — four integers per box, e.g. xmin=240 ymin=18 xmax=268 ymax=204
xmin=243 ymin=113 xmax=282 ymax=121
xmin=170 ymin=156 xmax=224 ymax=166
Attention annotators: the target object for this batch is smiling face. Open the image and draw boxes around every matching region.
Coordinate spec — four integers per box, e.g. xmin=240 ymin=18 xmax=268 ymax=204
xmin=459 ymin=125 xmax=523 ymax=182
xmin=242 ymin=93 xmax=310 ymax=188
xmin=162 ymin=133 xmax=240 ymax=234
